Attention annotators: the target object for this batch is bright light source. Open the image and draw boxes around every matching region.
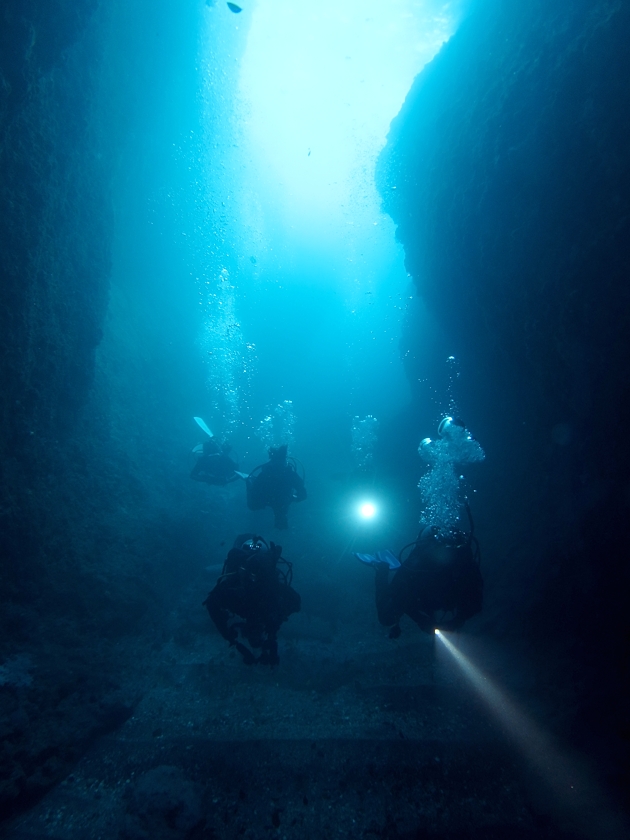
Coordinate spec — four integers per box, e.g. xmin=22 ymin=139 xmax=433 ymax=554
xmin=359 ymin=502 xmax=376 ymax=519
xmin=238 ymin=0 xmax=459 ymax=244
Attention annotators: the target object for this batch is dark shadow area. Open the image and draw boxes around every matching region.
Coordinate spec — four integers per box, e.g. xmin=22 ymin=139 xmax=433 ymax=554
xmin=378 ymin=0 xmax=630 ymax=811
xmin=6 ymin=736 xmax=583 ymax=840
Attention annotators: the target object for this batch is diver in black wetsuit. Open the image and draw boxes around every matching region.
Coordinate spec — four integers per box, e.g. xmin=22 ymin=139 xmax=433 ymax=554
xmin=191 ymin=438 xmax=240 ymax=486
xmin=203 ymin=535 xmax=301 ymax=666
xmin=245 ymin=445 xmax=306 ymax=529
xmin=357 ymin=519 xmax=483 ymax=637
xmin=358 ymin=414 xmax=484 ymax=636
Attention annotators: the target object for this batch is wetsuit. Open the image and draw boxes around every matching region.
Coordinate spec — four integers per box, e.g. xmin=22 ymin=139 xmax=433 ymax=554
xmin=191 ymin=452 xmax=238 ymax=485
xmin=204 ymin=541 xmax=301 ymax=665
xmin=191 ymin=439 xmax=239 ymax=485
xmin=375 ymin=530 xmax=483 ymax=636
xmin=246 ymin=460 xmax=306 ymax=529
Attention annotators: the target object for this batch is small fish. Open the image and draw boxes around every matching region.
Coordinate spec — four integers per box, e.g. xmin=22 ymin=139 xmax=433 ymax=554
xmin=250 ymin=255 xmax=257 ymax=264
xmin=308 ymin=148 xmax=311 ymax=156
xmin=227 ymin=2 xmax=242 ymax=12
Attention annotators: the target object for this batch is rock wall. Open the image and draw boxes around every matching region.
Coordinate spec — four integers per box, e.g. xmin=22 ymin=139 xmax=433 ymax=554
xmin=0 ymin=0 xmax=108 ymax=465
xmin=0 ymin=0 xmax=118 ymax=816
xmin=0 ymin=0 xmax=215 ymax=817
xmin=379 ymin=0 xmax=630 ymax=789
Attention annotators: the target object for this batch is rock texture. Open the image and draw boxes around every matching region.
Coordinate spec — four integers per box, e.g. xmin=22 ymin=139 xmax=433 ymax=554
xmin=0 ymin=0 xmax=210 ymax=818
xmin=379 ymin=0 xmax=630 ymax=796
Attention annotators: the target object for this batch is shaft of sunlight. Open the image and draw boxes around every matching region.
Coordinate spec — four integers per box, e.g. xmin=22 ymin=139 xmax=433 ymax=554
xmin=238 ymin=0 xmax=457 ymax=244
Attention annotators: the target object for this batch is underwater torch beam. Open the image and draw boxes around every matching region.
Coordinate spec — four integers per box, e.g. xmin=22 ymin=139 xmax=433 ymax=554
xmin=435 ymin=631 xmax=627 ymax=840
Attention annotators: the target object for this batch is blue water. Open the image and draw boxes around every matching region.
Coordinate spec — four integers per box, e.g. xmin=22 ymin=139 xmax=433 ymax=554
xmin=95 ymin=0 xmax=466 ymax=555
xmin=2 ymin=0 xmax=629 ymax=836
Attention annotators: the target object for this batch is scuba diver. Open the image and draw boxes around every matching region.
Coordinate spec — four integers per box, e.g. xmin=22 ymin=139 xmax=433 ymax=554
xmin=245 ymin=444 xmax=306 ymax=529
xmin=357 ymin=415 xmax=485 ymax=636
xmin=191 ymin=437 xmax=241 ymax=486
xmin=203 ymin=535 xmax=301 ymax=666
xmin=356 ymin=513 xmax=483 ymax=637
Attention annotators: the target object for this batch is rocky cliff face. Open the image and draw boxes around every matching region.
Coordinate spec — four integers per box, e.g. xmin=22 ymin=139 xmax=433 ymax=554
xmin=0 ymin=1 xmax=119 ymax=816
xmin=0 ymin=0 xmax=210 ymax=817
xmin=379 ymin=0 xmax=630 ymax=788
xmin=1 ymin=0 xmax=107 ymax=438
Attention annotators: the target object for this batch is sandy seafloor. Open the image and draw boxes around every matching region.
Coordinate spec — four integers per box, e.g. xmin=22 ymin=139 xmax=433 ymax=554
xmin=5 ymin=571 xmax=572 ymax=840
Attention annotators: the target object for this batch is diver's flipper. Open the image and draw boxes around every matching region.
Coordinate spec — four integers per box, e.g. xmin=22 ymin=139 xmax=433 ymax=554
xmin=355 ymin=551 xmax=400 ymax=569
xmin=376 ymin=550 xmax=401 ymax=570
xmin=194 ymin=416 xmax=213 ymax=437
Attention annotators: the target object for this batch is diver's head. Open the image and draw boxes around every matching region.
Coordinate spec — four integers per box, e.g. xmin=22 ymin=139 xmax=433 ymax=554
xmin=417 ymin=524 xmax=439 ymax=545
xmin=268 ymin=444 xmax=288 ymax=463
xmin=437 ymin=416 xmax=467 ymax=439
xmin=418 ymin=523 xmax=469 ymax=550
xmin=240 ymin=536 xmax=270 ymax=553
xmin=203 ymin=438 xmax=219 ymax=455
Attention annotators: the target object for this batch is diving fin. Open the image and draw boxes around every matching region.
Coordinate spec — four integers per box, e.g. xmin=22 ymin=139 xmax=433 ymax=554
xmin=355 ymin=550 xmax=400 ymax=569
xmin=355 ymin=552 xmax=378 ymax=566
xmin=376 ymin=550 xmax=401 ymax=570
xmin=234 ymin=471 xmax=249 ymax=480
xmin=194 ymin=416 xmax=214 ymax=437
